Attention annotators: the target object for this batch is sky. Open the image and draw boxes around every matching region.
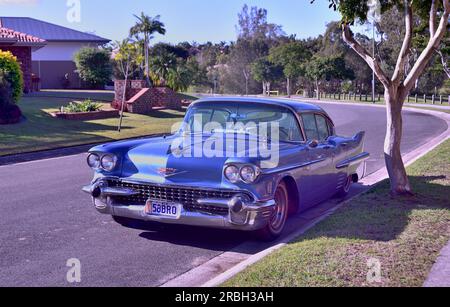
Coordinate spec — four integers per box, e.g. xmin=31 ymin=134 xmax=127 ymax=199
xmin=0 ymin=0 xmax=341 ymax=44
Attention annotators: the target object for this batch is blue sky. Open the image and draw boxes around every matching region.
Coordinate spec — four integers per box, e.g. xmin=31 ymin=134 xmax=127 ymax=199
xmin=0 ymin=0 xmax=341 ymax=44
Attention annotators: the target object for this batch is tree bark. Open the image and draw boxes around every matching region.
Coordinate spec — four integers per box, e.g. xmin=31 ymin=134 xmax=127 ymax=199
xmin=316 ymin=79 xmax=320 ymax=100
xmin=383 ymin=87 xmax=412 ymax=195
xmin=286 ymin=77 xmax=291 ymax=97
xmin=144 ymin=35 xmax=151 ymax=87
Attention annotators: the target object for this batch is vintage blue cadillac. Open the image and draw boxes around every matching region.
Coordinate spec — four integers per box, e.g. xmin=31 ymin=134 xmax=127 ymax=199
xmin=83 ymin=97 xmax=369 ymax=240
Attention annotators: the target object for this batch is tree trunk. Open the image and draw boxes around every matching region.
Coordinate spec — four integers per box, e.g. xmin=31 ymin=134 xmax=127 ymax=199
xmin=262 ymin=82 xmax=266 ymax=96
xmin=286 ymin=77 xmax=291 ymax=97
xmin=118 ymin=61 xmax=130 ymax=133
xmin=144 ymin=35 xmax=151 ymax=87
xmin=384 ymin=87 xmax=412 ymax=196
xmin=316 ymin=80 xmax=320 ymax=100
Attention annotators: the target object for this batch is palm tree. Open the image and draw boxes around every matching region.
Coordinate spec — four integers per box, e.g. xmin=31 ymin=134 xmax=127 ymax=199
xmin=129 ymin=12 xmax=166 ymax=85
xmin=149 ymin=53 xmax=177 ymax=86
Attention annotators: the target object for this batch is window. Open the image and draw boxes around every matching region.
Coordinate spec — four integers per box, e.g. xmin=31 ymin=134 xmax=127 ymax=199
xmin=315 ymin=115 xmax=330 ymax=140
xmin=301 ymin=113 xmax=319 ymax=141
xmin=301 ymin=113 xmax=332 ymax=141
xmin=185 ymin=103 xmax=303 ymax=142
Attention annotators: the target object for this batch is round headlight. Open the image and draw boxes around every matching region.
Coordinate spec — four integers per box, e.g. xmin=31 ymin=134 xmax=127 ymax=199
xmin=240 ymin=165 xmax=260 ymax=183
xmin=100 ymin=154 xmax=117 ymax=172
xmin=87 ymin=153 xmax=100 ymax=169
xmin=224 ymin=165 xmax=240 ymax=183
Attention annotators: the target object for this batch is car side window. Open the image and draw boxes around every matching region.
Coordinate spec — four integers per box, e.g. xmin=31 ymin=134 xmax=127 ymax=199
xmin=301 ymin=113 xmax=319 ymax=141
xmin=315 ymin=115 xmax=330 ymax=141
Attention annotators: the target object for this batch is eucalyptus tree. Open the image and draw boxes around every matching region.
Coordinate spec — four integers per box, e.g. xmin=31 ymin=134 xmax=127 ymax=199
xmin=130 ymin=12 xmax=166 ymax=84
xmin=269 ymin=41 xmax=311 ymax=96
xmin=251 ymin=57 xmax=283 ymax=94
xmin=315 ymin=0 xmax=450 ymax=196
xmin=305 ymin=55 xmax=354 ymax=99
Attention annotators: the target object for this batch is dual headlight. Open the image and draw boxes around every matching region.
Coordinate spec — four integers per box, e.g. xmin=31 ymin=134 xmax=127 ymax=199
xmin=224 ymin=164 xmax=261 ymax=184
xmin=87 ymin=153 xmax=117 ymax=172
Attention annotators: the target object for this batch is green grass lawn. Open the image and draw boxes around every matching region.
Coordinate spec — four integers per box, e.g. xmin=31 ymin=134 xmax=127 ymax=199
xmin=0 ymin=96 xmax=186 ymax=156
xmin=225 ymin=140 xmax=450 ymax=287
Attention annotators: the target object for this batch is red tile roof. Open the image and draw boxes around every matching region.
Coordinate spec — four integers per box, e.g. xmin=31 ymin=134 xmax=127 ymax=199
xmin=0 ymin=26 xmax=46 ymax=44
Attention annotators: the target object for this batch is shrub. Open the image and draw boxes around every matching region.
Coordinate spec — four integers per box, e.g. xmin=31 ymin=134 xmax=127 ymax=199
xmin=74 ymin=48 xmax=112 ymax=89
xmin=0 ymin=51 xmax=24 ymax=103
xmin=0 ymin=71 xmax=22 ymax=125
xmin=0 ymin=70 xmax=13 ymax=109
xmin=64 ymin=99 xmax=102 ymax=113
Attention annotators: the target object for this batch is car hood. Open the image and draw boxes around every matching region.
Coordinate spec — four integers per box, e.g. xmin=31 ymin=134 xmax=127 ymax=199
xmin=120 ymin=134 xmax=290 ymax=185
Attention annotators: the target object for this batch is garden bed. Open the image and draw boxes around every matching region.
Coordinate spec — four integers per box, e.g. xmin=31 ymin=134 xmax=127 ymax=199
xmin=50 ymin=109 xmax=119 ymax=121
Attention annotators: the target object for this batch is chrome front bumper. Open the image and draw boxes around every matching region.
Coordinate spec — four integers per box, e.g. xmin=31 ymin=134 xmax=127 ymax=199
xmin=82 ymin=180 xmax=275 ymax=231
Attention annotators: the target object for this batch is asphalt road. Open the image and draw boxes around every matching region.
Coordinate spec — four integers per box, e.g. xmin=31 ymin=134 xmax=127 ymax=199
xmin=0 ymin=103 xmax=447 ymax=286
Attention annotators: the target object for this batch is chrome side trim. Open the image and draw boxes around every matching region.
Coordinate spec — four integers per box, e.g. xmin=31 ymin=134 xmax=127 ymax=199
xmin=262 ymin=158 xmax=327 ymax=175
xmin=336 ymin=152 xmax=370 ymax=169
xmin=196 ymin=198 xmax=276 ymax=211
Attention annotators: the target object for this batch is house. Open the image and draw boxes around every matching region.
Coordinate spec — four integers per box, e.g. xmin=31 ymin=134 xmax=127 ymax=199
xmin=0 ymin=17 xmax=110 ymax=90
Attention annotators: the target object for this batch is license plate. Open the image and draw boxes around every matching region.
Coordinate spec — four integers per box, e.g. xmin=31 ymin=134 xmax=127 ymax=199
xmin=144 ymin=200 xmax=181 ymax=218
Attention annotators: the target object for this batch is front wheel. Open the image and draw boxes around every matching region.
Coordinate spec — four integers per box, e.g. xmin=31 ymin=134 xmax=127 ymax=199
xmin=256 ymin=182 xmax=289 ymax=241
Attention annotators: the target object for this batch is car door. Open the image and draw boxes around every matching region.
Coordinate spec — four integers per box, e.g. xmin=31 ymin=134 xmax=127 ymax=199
xmin=300 ymin=113 xmax=337 ymax=205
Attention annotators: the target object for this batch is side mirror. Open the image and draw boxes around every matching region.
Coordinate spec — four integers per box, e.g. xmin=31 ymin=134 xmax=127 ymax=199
xmin=308 ymin=140 xmax=319 ymax=148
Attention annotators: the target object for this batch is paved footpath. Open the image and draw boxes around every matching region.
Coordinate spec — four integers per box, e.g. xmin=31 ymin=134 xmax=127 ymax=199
xmin=424 ymin=241 xmax=450 ymax=287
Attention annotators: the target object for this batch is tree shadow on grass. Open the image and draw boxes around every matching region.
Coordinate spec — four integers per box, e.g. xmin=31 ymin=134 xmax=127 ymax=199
xmin=292 ymin=175 xmax=450 ymax=243
xmin=147 ymin=109 xmax=185 ymax=119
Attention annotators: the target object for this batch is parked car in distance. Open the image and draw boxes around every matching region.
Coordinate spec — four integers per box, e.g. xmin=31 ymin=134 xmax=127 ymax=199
xmin=83 ymin=97 xmax=369 ymax=240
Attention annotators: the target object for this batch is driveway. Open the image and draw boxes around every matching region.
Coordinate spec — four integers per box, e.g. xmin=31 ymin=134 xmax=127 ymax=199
xmin=0 ymin=102 xmax=447 ymax=286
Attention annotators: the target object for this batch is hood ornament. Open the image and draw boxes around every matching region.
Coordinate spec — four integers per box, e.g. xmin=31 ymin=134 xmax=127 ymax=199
xmin=157 ymin=168 xmax=186 ymax=178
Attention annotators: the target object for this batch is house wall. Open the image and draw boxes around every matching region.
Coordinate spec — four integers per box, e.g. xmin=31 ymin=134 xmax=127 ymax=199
xmin=32 ymin=42 xmax=97 ymax=61
xmin=0 ymin=46 xmax=32 ymax=93
xmin=32 ymin=41 xmax=101 ymax=89
xmin=32 ymin=60 xmax=80 ymax=89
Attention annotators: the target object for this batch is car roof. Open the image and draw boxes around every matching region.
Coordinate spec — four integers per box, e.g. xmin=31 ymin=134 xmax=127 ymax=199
xmin=191 ymin=96 xmax=325 ymax=113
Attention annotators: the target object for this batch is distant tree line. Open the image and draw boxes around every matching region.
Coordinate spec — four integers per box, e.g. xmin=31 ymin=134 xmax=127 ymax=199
xmin=75 ymin=5 xmax=449 ymax=96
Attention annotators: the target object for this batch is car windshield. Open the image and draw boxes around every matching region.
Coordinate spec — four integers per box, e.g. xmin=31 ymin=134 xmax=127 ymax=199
xmin=182 ymin=101 xmax=303 ymax=142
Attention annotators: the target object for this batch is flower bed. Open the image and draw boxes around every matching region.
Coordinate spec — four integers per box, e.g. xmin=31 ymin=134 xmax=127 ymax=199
xmin=50 ymin=109 xmax=119 ymax=121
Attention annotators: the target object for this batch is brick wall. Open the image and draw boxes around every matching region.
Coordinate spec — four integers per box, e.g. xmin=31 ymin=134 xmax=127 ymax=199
xmin=112 ymin=80 xmax=182 ymax=114
xmin=0 ymin=46 xmax=32 ymax=93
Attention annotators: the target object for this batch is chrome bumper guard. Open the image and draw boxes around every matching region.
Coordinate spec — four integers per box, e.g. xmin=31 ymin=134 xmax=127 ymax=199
xmin=82 ymin=180 xmax=275 ymax=231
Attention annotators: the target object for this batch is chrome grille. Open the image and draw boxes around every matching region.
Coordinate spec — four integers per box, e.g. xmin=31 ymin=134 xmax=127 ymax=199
xmin=107 ymin=179 xmax=247 ymax=215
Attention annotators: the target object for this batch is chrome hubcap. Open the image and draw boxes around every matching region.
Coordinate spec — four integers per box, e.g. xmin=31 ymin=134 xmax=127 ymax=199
xmin=344 ymin=176 xmax=352 ymax=192
xmin=270 ymin=187 xmax=287 ymax=232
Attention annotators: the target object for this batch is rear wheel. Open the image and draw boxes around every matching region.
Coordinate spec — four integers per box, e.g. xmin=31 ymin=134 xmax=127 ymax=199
xmin=256 ymin=182 xmax=289 ymax=241
xmin=337 ymin=175 xmax=352 ymax=198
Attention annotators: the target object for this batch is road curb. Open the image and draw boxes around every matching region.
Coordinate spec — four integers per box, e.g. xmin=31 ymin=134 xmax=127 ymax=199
xmin=161 ymin=99 xmax=450 ymax=288
xmin=424 ymin=241 xmax=450 ymax=287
